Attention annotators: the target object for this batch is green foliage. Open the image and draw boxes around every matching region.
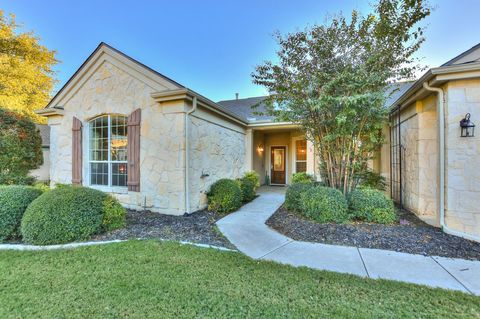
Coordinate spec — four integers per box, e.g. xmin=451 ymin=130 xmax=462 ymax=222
xmin=243 ymin=171 xmax=260 ymax=190
xmin=285 ymin=183 xmax=315 ymax=212
xmin=356 ymin=169 xmax=387 ymax=191
xmin=252 ymin=0 xmax=431 ymax=193
xmin=207 ymin=179 xmax=242 ymax=214
xmin=300 ymin=186 xmax=349 ymax=223
xmin=21 ymin=186 xmax=106 ymax=245
xmin=33 ymin=181 xmax=50 ymax=193
xmin=348 ymin=187 xmax=396 ymax=224
xmin=291 ymin=172 xmax=315 ymax=184
xmin=0 ymin=185 xmax=43 ymax=241
xmin=237 ymin=177 xmax=256 ymax=203
xmin=0 ymin=108 xmax=43 ymax=185
xmin=0 ymin=11 xmax=58 ymax=123
xmin=102 ymin=195 xmax=126 ymax=232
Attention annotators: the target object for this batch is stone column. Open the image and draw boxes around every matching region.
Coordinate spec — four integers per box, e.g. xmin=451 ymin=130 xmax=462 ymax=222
xmin=245 ymin=129 xmax=254 ymax=172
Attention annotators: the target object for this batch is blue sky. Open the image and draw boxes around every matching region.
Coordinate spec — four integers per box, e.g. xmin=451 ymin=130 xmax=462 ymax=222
xmin=3 ymin=0 xmax=480 ymax=101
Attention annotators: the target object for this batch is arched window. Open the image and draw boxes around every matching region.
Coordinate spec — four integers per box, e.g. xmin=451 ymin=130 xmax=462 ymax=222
xmin=89 ymin=115 xmax=128 ymax=187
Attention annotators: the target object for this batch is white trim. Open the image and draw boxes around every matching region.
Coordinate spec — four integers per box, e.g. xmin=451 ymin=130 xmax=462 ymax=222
xmin=292 ymin=136 xmax=307 ymax=174
xmin=268 ymin=145 xmax=289 ymax=185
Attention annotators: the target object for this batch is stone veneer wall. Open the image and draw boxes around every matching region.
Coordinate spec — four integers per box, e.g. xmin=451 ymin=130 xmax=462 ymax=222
xmin=445 ymin=79 xmax=480 ymax=237
xmin=188 ymin=114 xmax=246 ymax=212
xmin=48 ymin=61 xmax=188 ymax=215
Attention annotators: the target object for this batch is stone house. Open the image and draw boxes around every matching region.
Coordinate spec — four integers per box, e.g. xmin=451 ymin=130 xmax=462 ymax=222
xmin=37 ymin=42 xmax=479 ymax=242
xmin=37 ymin=43 xmax=319 ymax=216
xmin=374 ymin=43 xmax=480 ymax=242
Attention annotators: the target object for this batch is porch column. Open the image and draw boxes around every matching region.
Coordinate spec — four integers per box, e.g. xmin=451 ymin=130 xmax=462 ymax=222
xmin=306 ymin=139 xmax=315 ymax=176
xmin=245 ymin=128 xmax=254 ymax=171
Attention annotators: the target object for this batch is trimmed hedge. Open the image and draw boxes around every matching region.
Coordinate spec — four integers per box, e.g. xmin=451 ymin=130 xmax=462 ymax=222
xmin=291 ymin=172 xmax=315 ymax=184
xmin=207 ymin=179 xmax=242 ymax=214
xmin=285 ymin=183 xmax=315 ymax=212
xmin=102 ymin=195 xmax=127 ymax=231
xmin=300 ymin=186 xmax=349 ymax=223
xmin=21 ymin=185 xmax=126 ymax=245
xmin=348 ymin=187 xmax=396 ymax=224
xmin=0 ymin=186 xmax=43 ymax=241
xmin=238 ymin=177 xmax=256 ymax=203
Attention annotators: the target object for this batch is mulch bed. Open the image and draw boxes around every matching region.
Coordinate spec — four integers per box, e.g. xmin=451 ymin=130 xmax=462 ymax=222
xmin=93 ymin=209 xmax=235 ymax=250
xmin=266 ymin=206 xmax=480 ymax=261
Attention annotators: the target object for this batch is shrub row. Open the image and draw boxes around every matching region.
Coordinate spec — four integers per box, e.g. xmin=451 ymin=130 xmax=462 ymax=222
xmin=285 ymin=180 xmax=396 ymax=224
xmin=0 ymin=184 xmax=126 ymax=245
xmin=207 ymin=171 xmax=259 ymax=214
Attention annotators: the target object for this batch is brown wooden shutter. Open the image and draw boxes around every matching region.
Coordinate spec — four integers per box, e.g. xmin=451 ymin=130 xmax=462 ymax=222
xmin=72 ymin=116 xmax=83 ymax=185
xmin=127 ymin=109 xmax=141 ymax=192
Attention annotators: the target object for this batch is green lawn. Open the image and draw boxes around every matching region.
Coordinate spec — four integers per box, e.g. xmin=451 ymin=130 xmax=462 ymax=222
xmin=0 ymin=240 xmax=478 ymax=318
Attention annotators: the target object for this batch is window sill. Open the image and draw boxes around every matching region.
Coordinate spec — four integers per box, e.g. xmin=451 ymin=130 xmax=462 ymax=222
xmin=88 ymin=185 xmax=128 ymax=194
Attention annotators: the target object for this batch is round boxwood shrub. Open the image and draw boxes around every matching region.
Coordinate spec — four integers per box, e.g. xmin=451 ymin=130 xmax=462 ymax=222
xmin=285 ymin=183 xmax=314 ymax=212
xmin=21 ymin=186 xmax=107 ymax=245
xmin=348 ymin=187 xmax=397 ymax=224
xmin=102 ymin=195 xmax=126 ymax=231
xmin=207 ymin=179 xmax=242 ymax=214
xmin=238 ymin=177 xmax=256 ymax=203
xmin=0 ymin=185 xmax=43 ymax=241
xmin=300 ymin=186 xmax=349 ymax=223
xmin=243 ymin=171 xmax=260 ymax=190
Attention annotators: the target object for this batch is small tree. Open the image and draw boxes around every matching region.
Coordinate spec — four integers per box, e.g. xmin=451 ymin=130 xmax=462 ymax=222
xmin=0 ymin=11 xmax=57 ymax=123
xmin=0 ymin=108 xmax=43 ymax=184
xmin=252 ymin=0 xmax=430 ymax=193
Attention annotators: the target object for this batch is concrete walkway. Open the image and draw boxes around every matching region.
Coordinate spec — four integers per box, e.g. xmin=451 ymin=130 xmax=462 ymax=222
xmin=217 ymin=186 xmax=480 ymax=295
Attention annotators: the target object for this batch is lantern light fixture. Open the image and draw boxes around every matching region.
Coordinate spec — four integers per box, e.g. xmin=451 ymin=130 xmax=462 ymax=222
xmin=460 ymin=113 xmax=475 ymax=137
xmin=257 ymin=144 xmax=264 ymax=153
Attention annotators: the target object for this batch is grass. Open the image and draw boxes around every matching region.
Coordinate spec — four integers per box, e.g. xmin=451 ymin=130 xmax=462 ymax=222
xmin=0 ymin=240 xmax=478 ymax=318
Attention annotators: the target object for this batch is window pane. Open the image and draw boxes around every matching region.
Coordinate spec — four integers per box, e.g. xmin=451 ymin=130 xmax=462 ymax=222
xmin=90 ymin=116 xmax=109 ymax=161
xmin=112 ymin=163 xmax=128 ymax=187
xmin=296 ymin=140 xmax=307 ymax=161
xmin=111 ymin=115 xmax=128 ymax=161
xmin=90 ymin=163 xmax=108 ymax=186
xmin=296 ymin=162 xmax=307 ymax=173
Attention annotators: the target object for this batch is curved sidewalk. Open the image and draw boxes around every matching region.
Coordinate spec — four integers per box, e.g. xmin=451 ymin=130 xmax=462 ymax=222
xmin=217 ymin=187 xmax=480 ymax=295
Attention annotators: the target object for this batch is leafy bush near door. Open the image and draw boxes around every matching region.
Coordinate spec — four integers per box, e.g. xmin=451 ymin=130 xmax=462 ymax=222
xmin=300 ymin=186 xmax=349 ymax=223
xmin=348 ymin=187 xmax=396 ymax=224
xmin=0 ymin=185 xmax=43 ymax=242
xmin=243 ymin=171 xmax=260 ymax=190
xmin=207 ymin=179 xmax=243 ymax=214
xmin=291 ymin=172 xmax=315 ymax=184
xmin=285 ymin=183 xmax=314 ymax=212
xmin=21 ymin=185 xmax=126 ymax=245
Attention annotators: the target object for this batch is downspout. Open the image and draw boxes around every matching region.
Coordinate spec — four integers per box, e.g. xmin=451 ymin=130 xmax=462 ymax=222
xmin=423 ymin=82 xmax=480 ymax=242
xmin=185 ymin=96 xmax=197 ymax=214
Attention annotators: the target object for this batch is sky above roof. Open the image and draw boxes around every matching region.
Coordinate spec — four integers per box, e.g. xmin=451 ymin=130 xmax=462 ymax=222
xmin=3 ymin=0 xmax=480 ymax=102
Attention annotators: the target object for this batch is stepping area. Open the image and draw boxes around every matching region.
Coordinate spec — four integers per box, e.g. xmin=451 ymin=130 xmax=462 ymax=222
xmin=217 ymin=186 xmax=480 ymax=295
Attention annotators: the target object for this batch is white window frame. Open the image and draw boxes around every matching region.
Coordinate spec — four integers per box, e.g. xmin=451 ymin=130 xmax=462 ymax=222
xmin=292 ymin=137 xmax=307 ymax=174
xmin=86 ymin=114 xmax=128 ymax=193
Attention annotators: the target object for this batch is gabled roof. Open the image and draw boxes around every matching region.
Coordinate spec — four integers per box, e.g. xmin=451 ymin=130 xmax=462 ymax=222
xmin=441 ymin=43 xmax=480 ymax=66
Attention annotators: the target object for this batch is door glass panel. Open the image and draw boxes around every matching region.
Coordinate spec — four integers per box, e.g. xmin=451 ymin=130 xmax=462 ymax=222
xmin=273 ymin=149 xmax=285 ymax=171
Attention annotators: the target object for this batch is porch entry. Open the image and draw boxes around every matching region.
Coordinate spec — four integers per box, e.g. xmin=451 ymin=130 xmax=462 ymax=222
xmin=271 ymin=146 xmax=286 ymax=184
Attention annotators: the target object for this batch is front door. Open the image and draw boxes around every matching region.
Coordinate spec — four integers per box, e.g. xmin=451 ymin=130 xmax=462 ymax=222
xmin=271 ymin=146 xmax=286 ymax=184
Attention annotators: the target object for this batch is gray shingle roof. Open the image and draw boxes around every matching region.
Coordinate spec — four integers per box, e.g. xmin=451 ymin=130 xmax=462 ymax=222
xmin=217 ymin=96 xmax=273 ymax=123
xmin=35 ymin=124 xmax=50 ymax=147
xmin=384 ymin=81 xmax=415 ymax=108
xmin=217 ymin=82 xmax=416 ymax=123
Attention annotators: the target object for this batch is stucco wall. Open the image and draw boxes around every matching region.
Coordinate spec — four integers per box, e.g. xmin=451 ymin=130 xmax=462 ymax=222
xmin=30 ymin=148 xmax=50 ymax=182
xmin=188 ymin=109 xmax=246 ymax=212
xmin=252 ymin=131 xmax=266 ymax=184
xmin=444 ymin=79 xmax=480 ymax=237
xmin=48 ymin=60 xmax=188 ymax=214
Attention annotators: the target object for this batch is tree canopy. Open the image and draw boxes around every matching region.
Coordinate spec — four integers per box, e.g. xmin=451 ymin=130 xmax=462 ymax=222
xmin=0 ymin=11 xmax=57 ymax=123
xmin=252 ymin=0 xmax=431 ymax=193
xmin=0 ymin=108 xmax=43 ymax=185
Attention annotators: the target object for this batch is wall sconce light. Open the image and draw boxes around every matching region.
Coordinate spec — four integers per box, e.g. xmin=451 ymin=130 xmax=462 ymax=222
xmin=460 ymin=113 xmax=475 ymax=137
xmin=257 ymin=144 xmax=264 ymax=153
